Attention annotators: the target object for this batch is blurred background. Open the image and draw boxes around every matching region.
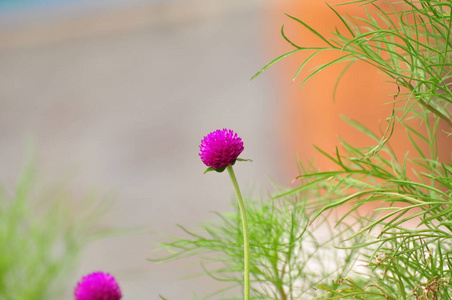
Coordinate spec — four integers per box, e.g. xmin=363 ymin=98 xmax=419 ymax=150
xmin=0 ymin=0 xmax=287 ymax=299
xmin=2 ymin=0 xmax=450 ymax=299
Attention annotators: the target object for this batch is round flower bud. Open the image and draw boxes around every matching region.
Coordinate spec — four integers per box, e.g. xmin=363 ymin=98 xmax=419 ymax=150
xmin=74 ymin=272 xmax=122 ymax=300
xmin=199 ymin=129 xmax=244 ymax=170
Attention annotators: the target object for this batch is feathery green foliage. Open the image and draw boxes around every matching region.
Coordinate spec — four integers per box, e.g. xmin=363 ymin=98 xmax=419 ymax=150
xmin=153 ymin=197 xmax=365 ymax=299
xmin=258 ymin=0 xmax=452 ymax=299
xmin=253 ymin=0 xmax=452 ymax=127
xmin=0 ymin=163 xmax=108 ymax=300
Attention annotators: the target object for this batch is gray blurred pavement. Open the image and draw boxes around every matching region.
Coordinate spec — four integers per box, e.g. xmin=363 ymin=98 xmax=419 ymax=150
xmin=0 ymin=1 xmax=284 ymax=298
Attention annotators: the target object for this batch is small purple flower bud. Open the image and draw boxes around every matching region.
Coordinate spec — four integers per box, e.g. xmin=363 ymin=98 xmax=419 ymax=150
xmin=74 ymin=272 xmax=122 ymax=300
xmin=199 ymin=129 xmax=244 ymax=170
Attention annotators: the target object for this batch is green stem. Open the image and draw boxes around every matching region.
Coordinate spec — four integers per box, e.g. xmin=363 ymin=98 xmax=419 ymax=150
xmin=404 ymin=81 xmax=452 ymax=128
xmin=227 ymin=165 xmax=250 ymax=300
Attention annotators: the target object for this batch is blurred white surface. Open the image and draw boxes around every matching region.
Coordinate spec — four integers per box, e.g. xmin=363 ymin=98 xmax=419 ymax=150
xmin=0 ymin=1 xmax=284 ymax=299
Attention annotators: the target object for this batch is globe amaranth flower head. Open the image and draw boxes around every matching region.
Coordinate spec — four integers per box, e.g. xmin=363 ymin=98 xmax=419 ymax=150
xmin=74 ymin=271 xmax=122 ymax=300
xmin=199 ymin=129 xmax=244 ymax=171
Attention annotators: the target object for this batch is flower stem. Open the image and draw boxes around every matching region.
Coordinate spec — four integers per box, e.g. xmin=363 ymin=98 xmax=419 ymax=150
xmin=227 ymin=165 xmax=250 ymax=300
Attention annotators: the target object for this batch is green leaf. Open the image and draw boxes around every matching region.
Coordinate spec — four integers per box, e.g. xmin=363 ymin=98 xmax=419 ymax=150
xmin=285 ymin=13 xmax=336 ymax=48
xmin=236 ymin=158 xmax=253 ymax=162
xmin=203 ymin=167 xmax=226 ymax=174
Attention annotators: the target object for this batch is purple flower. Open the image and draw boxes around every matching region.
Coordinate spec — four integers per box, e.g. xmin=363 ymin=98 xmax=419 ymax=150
xmin=199 ymin=129 xmax=244 ymax=170
xmin=74 ymin=272 xmax=122 ymax=300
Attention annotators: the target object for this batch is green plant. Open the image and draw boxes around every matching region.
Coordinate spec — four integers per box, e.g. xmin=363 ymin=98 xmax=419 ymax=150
xmin=253 ymin=0 xmax=452 ymax=128
xmin=254 ymin=0 xmax=452 ymax=299
xmin=0 ymin=162 xmax=108 ymax=300
xmin=152 ymin=195 xmax=365 ymax=299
